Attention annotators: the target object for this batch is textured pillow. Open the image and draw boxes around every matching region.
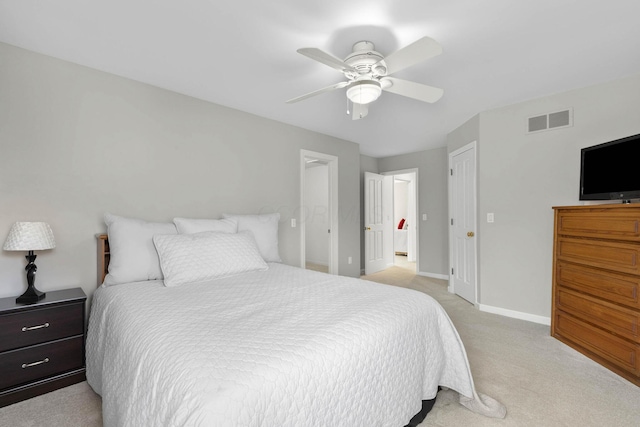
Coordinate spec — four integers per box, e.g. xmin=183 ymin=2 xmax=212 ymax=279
xmin=173 ymin=217 xmax=237 ymax=235
xmin=103 ymin=213 xmax=177 ymax=286
xmin=222 ymin=213 xmax=282 ymax=262
xmin=153 ymin=231 xmax=268 ymax=287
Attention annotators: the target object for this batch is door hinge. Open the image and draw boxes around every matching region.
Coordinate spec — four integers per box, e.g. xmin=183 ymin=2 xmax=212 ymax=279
xmin=451 ymin=218 xmax=454 ymax=225
xmin=451 ymin=268 xmax=454 ymax=275
xmin=450 ymin=169 xmax=453 ymax=176
xmin=328 ymin=229 xmax=331 ymax=234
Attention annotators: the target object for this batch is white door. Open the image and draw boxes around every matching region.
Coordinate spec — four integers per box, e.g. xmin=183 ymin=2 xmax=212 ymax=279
xmin=449 ymin=144 xmax=477 ymax=304
xmin=364 ymin=172 xmax=387 ymax=275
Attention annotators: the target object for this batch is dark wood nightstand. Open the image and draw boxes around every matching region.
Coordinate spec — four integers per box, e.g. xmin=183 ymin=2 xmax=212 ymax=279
xmin=0 ymin=288 xmax=87 ymax=407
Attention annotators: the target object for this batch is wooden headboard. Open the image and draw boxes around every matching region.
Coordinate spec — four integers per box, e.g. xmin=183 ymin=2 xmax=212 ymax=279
xmin=97 ymin=234 xmax=109 ymax=285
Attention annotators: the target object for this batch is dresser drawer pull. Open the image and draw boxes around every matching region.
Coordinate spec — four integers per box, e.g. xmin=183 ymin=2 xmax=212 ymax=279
xmin=21 ymin=322 xmax=50 ymax=332
xmin=21 ymin=358 xmax=50 ymax=369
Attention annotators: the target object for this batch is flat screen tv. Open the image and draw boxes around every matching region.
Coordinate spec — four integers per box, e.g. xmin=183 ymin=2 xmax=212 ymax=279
xmin=580 ymin=133 xmax=640 ymax=202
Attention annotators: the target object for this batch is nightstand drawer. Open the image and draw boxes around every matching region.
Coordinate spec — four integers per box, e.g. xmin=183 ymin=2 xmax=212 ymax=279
xmin=0 ymin=336 xmax=84 ymax=390
xmin=0 ymin=303 xmax=84 ymax=352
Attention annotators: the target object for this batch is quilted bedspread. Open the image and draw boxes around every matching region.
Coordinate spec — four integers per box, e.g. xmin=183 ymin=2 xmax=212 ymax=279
xmin=86 ymin=264 xmax=504 ymax=426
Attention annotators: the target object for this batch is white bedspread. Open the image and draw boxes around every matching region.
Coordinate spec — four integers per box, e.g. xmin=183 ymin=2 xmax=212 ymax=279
xmin=87 ymin=263 xmax=504 ymax=426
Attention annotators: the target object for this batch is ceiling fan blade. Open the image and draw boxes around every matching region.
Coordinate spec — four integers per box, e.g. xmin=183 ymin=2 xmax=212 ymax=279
xmin=378 ymin=36 xmax=442 ymax=75
xmin=286 ymin=81 xmax=352 ymax=103
xmin=351 ymin=102 xmax=368 ymax=120
xmin=297 ymin=48 xmax=357 ymax=73
xmin=381 ymin=77 xmax=443 ymax=103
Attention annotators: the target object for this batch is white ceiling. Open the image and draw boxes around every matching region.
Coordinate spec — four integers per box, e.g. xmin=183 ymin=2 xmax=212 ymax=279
xmin=1 ymin=1 xmax=639 ymax=158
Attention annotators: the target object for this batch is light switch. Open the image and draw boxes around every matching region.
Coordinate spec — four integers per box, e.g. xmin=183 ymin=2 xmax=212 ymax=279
xmin=291 ymin=218 xmax=296 ymax=228
xmin=487 ymin=213 xmax=494 ymax=223
xmin=422 ymin=213 xmax=427 ymax=221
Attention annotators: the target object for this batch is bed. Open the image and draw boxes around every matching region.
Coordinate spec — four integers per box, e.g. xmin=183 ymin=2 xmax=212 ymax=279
xmin=86 ymin=213 xmax=505 ymax=426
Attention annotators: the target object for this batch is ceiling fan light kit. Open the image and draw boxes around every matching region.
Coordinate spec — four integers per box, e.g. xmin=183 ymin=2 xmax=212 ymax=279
xmin=288 ymin=36 xmax=443 ymax=120
xmin=346 ymin=80 xmax=382 ymax=105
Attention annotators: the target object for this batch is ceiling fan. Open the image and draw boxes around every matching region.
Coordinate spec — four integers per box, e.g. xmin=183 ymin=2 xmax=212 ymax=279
xmin=287 ymin=36 xmax=444 ymax=120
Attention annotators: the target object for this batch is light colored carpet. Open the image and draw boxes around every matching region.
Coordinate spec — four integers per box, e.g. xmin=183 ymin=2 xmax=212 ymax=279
xmin=1 ymin=265 xmax=639 ymax=427
xmin=363 ymin=265 xmax=640 ymax=427
xmin=305 ymin=261 xmax=329 ymax=273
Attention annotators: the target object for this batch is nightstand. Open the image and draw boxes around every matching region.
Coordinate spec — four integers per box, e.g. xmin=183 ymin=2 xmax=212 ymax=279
xmin=0 ymin=288 xmax=87 ymax=407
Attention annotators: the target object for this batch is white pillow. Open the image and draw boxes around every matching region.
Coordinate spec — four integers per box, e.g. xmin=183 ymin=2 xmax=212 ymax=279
xmin=222 ymin=213 xmax=282 ymax=262
xmin=173 ymin=217 xmax=237 ymax=234
xmin=103 ymin=213 xmax=177 ymax=286
xmin=153 ymin=231 xmax=268 ymax=287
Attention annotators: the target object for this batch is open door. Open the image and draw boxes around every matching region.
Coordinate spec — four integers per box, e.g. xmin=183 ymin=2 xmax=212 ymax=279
xmin=449 ymin=142 xmax=477 ymax=304
xmin=364 ymin=172 xmax=392 ymax=275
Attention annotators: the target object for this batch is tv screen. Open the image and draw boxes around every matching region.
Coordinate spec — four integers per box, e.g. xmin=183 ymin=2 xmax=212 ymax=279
xmin=580 ymin=133 xmax=640 ymax=201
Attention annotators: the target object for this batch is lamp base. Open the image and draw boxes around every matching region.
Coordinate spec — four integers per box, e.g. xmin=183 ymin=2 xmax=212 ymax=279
xmin=16 ymin=286 xmax=46 ymax=304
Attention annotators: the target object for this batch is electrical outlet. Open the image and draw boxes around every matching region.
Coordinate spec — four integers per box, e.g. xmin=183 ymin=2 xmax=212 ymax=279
xmin=291 ymin=218 xmax=296 ymax=228
xmin=422 ymin=213 xmax=427 ymax=221
xmin=348 ymin=256 xmax=352 ymax=264
xmin=487 ymin=213 xmax=494 ymax=223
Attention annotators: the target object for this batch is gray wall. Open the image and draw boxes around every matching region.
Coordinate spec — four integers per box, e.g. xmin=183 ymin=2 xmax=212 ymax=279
xmin=447 ymin=114 xmax=480 ymax=154
xmin=377 ymin=147 xmax=449 ymax=277
xmin=0 ymin=42 xmax=362 ymax=302
xmin=449 ymin=73 xmax=640 ymax=319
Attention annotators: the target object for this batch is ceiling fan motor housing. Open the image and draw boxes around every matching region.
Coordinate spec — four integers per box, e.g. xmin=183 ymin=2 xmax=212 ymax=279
xmin=344 ymin=41 xmax=386 ymax=77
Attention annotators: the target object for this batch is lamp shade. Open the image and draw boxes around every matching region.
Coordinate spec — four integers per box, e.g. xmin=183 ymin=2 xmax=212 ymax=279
xmin=346 ymin=80 xmax=382 ymax=105
xmin=3 ymin=222 xmax=56 ymax=251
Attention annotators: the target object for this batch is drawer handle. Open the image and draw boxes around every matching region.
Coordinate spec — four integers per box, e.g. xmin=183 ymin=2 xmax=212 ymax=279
xmin=21 ymin=358 xmax=50 ymax=369
xmin=22 ymin=322 xmax=50 ymax=332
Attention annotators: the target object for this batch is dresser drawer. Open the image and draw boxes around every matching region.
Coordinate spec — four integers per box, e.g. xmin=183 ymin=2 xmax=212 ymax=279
xmin=556 ymin=261 xmax=640 ymax=310
xmin=554 ymin=311 xmax=640 ymax=377
xmin=556 ymin=287 xmax=639 ymax=342
xmin=556 ymin=237 xmax=640 ymax=275
xmin=558 ymin=211 xmax=640 ymax=242
xmin=0 ymin=336 xmax=84 ymax=391
xmin=0 ymin=303 xmax=84 ymax=352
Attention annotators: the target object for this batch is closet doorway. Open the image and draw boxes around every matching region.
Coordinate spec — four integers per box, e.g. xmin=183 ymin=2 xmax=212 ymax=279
xmin=300 ymin=150 xmax=338 ymax=274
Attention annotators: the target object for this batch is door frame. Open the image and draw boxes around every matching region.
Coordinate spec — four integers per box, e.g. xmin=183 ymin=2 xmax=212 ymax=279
xmin=300 ymin=150 xmax=339 ymax=274
xmin=448 ymin=141 xmax=478 ymax=302
xmin=382 ymin=169 xmax=419 ymax=273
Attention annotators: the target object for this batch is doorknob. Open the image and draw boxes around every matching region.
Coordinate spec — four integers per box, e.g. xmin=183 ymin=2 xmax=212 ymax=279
xmin=364 ymin=227 xmax=371 ymax=231
xmin=467 ymin=231 xmax=475 ymax=237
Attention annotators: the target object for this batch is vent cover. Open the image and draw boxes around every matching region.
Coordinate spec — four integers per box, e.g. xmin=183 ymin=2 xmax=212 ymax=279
xmin=527 ymin=108 xmax=573 ymax=133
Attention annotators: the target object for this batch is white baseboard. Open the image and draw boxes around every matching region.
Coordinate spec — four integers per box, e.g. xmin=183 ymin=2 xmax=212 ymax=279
xmin=417 ymin=271 xmax=449 ymax=280
xmin=478 ymin=303 xmax=551 ymax=326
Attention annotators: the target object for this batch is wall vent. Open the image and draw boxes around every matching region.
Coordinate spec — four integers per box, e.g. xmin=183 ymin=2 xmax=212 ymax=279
xmin=527 ymin=108 xmax=573 ymax=133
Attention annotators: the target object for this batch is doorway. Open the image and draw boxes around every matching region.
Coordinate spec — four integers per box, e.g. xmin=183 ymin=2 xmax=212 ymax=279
xmin=387 ymin=171 xmax=417 ymax=273
xmin=363 ymin=169 xmax=418 ymax=275
xmin=300 ymin=150 xmax=338 ymax=274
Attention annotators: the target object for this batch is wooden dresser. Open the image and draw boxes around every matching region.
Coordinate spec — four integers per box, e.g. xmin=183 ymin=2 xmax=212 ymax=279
xmin=552 ymin=204 xmax=640 ymax=386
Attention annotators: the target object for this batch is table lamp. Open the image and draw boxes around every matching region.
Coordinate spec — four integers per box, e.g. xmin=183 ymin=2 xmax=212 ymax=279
xmin=3 ymin=222 xmax=56 ymax=304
